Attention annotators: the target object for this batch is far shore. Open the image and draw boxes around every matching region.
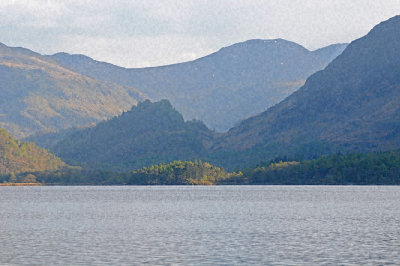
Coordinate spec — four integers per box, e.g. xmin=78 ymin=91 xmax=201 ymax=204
xmin=0 ymin=183 xmax=42 ymax=186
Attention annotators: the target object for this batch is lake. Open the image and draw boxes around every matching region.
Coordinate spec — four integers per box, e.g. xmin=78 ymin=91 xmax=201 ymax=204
xmin=0 ymin=186 xmax=399 ymax=265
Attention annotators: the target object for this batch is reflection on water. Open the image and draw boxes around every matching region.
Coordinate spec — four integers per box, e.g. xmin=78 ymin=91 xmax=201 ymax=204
xmin=0 ymin=186 xmax=399 ymax=265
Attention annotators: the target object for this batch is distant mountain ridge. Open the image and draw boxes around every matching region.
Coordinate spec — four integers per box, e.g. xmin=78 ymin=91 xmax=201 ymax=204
xmin=212 ymin=15 xmax=400 ymax=163
xmin=0 ymin=42 xmax=148 ymax=138
xmin=51 ymin=39 xmax=347 ymax=131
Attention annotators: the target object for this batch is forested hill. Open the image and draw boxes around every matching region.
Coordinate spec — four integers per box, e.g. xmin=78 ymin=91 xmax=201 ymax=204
xmin=213 ymin=15 xmax=400 ymax=163
xmin=50 ymin=100 xmax=217 ymax=170
xmin=0 ymin=127 xmax=66 ymax=177
xmin=51 ymin=40 xmax=346 ymax=131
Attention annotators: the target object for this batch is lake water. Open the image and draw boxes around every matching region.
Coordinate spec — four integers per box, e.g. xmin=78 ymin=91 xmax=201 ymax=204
xmin=0 ymin=186 xmax=400 ymax=265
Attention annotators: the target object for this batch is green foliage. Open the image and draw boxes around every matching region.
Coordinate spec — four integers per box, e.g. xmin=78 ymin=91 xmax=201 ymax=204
xmin=4 ymin=150 xmax=399 ymax=186
xmin=239 ymin=150 xmax=400 ymax=185
xmin=15 ymin=160 xmax=239 ymax=185
xmin=128 ymin=160 xmax=239 ymax=185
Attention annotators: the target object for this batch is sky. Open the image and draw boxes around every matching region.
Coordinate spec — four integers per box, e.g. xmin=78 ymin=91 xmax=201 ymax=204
xmin=1 ymin=0 xmax=400 ymax=68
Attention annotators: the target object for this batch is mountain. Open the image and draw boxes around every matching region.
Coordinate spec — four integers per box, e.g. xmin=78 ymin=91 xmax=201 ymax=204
xmin=51 ymin=40 xmax=347 ymax=131
xmin=0 ymin=127 xmax=66 ymax=176
xmin=212 ymin=16 xmax=400 ymax=165
xmin=0 ymin=42 xmax=148 ymax=139
xmin=50 ymin=100 xmax=217 ymax=170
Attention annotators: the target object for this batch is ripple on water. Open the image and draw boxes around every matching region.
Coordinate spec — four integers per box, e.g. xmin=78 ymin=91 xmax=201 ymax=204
xmin=0 ymin=186 xmax=399 ymax=265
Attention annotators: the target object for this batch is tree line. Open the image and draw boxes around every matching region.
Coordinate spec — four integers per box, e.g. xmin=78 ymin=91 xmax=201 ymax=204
xmin=1 ymin=150 xmax=399 ymax=185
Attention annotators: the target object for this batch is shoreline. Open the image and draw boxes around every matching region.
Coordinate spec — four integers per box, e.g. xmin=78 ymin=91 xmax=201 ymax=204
xmin=0 ymin=183 xmax=42 ymax=186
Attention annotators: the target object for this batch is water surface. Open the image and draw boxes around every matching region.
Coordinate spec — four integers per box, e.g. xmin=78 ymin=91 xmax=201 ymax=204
xmin=1 ymin=186 xmax=399 ymax=265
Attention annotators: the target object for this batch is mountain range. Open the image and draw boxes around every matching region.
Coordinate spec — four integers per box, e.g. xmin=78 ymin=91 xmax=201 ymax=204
xmin=41 ymin=15 xmax=400 ymax=170
xmin=50 ymin=39 xmax=347 ymax=132
xmin=0 ymin=39 xmax=345 ymax=140
xmin=1 ymin=15 xmax=400 ymax=175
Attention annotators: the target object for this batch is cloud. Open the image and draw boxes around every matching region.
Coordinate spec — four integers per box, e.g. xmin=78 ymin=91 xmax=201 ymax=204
xmin=1 ymin=0 xmax=67 ymax=28
xmin=55 ymin=34 xmax=216 ymax=68
xmin=1 ymin=0 xmax=400 ymax=67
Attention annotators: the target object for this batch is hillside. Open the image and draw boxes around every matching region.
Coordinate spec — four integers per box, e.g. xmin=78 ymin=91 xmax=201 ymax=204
xmin=0 ymin=42 xmax=148 ymax=138
xmin=51 ymin=40 xmax=347 ymax=131
xmin=51 ymin=100 xmax=217 ymax=170
xmin=0 ymin=127 xmax=66 ymax=177
xmin=212 ymin=15 xmax=400 ymax=165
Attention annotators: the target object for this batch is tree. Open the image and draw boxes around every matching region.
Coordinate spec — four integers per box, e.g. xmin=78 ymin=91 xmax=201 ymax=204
xmin=20 ymin=174 xmax=37 ymax=183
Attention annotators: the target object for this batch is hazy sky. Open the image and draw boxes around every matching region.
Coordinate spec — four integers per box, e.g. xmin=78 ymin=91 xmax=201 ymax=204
xmin=1 ymin=0 xmax=400 ymax=67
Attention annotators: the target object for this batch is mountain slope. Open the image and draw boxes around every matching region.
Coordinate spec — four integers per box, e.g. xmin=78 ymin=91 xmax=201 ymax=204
xmin=51 ymin=100 xmax=217 ymax=170
xmin=51 ymin=40 xmax=347 ymax=131
xmin=0 ymin=42 xmax=148 ymax=138
xmin=312 ymin=43 xmax=349 ymax=63
xmin=214 ymin=16 xmax=400 ymax=158
xmin=0 ymin=127 xmax=66 ymax=176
